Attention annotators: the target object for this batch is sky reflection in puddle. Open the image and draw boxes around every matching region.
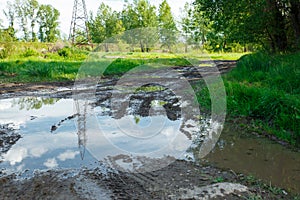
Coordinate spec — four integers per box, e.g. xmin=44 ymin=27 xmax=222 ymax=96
xmin=0 ymin=97 xmax=99 ymax=175
xmin=0 ymin=97 xmax=197 ymax=175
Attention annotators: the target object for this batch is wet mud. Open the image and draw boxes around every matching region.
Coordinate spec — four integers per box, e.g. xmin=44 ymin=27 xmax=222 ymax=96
xmin=0 ymin=60 xmax=298 ymax=199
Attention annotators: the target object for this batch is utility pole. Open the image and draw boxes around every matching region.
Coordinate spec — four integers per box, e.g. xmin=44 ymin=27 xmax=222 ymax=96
xmin=69 ymin=0 xmax=91 ymax=44
xmin=75 ymin=100 xmax=88 ymax=160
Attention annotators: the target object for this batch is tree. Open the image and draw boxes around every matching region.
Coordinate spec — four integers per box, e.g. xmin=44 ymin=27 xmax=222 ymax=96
xmin=158 ymin=0 xmax=178 ymax=51
xmin=180 ymin=3 xmax=194 ymax=52
xmin=3 ymin=2 xmax=16 ymax=39
xmin=37 ymin=5 xmax=60 ymax=42
xmin=14 ymin=0 xmax=29 ymax=41
xmin=195 ymin=0 xmax=300 ymax=52
xmin=13 ymin=0 xmax=39 ymax=41
xmin=121 ymin=0 xmax=158 ymax=52
xmin=88 ymin=3 xmax=125 ymax=50
xmin=290 ymin=0 xmax=300 ymax=47
xmin=26 ymin=0 xmax=39 ymax=41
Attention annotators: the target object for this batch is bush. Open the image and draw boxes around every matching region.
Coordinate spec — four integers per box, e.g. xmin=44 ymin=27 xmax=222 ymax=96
xmin=0 ymin=43 xmax=15 ymax=59
xmin=58 ymin=47 xmax=71 ymax=57
xmin=23 ymin=48 xmax=38 ymax=57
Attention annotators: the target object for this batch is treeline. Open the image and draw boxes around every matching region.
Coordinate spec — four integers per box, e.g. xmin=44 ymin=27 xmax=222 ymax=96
xmin=0 ymin=0 xmax=60 ymax=42
xmin=1 ymin=0 xmax=299 ymax=53
xmin=86 ymin=0 xmax=300 ymax=53
xmin=87 ymin=0 xmax=177 ymax=52
xmin=194 ymin=0 xmax=300 ymax=52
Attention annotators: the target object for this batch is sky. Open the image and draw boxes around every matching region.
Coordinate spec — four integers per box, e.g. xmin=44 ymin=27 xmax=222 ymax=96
xmin=0 ymin=0 xmax=193 ymax=37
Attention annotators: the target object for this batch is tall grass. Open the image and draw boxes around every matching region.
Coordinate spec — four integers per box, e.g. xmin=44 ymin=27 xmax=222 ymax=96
xmin=224 ymin=52 xmax=300 ymax=145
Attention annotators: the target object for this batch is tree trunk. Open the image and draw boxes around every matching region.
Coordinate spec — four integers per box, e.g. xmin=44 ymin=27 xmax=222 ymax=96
xmin=266 ymin=0 xmax=288 ymax=51
xmin=140 ymin=40 xmax=145 ymax=52
xmin=290 ymin=0 xmax=300 ymax=48
xmin=104 ymin=43 xmax=109 ymax=52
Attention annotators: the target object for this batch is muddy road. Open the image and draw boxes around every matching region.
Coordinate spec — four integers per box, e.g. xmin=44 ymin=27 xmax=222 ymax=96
xmin=0 ymin=61 xmax=299 ymax=199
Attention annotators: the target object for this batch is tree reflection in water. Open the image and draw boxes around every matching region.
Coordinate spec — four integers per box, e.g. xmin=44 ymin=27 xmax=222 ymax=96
xmin=13 ymin=97 xmax=60 ymax=110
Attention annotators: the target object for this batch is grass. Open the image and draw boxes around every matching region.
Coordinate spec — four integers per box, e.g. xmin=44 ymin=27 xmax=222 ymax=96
xmin=195 ymin=51 xmax=300 ymax=146
xmin=225 ymin=52 xmax=300 ymax=146
xmin=0 ymin=44 xmax=246 ymax=83
xmin=224 ymin=52 xmax=300 ymax=147
xmin=1 ymin=42 xmax=298 ymax=146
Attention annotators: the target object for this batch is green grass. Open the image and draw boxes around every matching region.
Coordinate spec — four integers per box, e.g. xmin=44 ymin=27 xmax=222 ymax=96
xmin=0 ymin=42 xmax=246 ymax=83
xmin=195 ymin=51 xmax=300 ymax=146
xmin=226 ymin=52 xmax=300 ymax=145
xmin=1 ymin=42 xmax=298 ymax=146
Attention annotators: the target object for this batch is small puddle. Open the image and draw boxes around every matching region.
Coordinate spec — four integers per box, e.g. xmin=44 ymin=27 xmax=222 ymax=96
xmin=199 ymin=127 xmax=300 ymax=193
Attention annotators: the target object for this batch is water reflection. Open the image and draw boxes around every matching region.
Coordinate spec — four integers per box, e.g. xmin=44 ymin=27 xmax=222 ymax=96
xmin=12 ymin=97 xmax=59 ymax=110
xmin=200 ymin=128 xmax=300 ymax=193
xmin=0 ymin=97 xmax=93 ymax=174
xmin=0 ymin=95 xmax=204 ymax=174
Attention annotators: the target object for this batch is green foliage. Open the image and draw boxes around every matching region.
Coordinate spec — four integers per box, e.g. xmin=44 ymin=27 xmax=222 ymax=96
xmin=180 ymin=2 xmax=210 ymax=52
xmin=228 ymin=52 xmax=300 ymax=94
xmin=6 ymin=0 xmax=60 ymax=42
xmin=195 ymin=0 xmax=300 ymax=52
xmin=158 ymin=0 xmax=178 ymax=51
xmin=37 ymin=4 xmax=60 ymax=42
xmin=22 ymin=48 xmax=38 ymax=57
xmin=14 ymin=97 xmax=59 ymax=110
xmin=58 ymin=47 xmax=71 ymax=58
xmin=224 ymin=52 xmax=300 ymax=145
xmin=0 ymin=43 xmax=15 ymax=59
xmin=121 ymin=0 xmax=158 ymax=52
xmin=23 ymin=62 xmax=53 ymax=77
xmin=88 ymin=3 xmax=125 ymax=46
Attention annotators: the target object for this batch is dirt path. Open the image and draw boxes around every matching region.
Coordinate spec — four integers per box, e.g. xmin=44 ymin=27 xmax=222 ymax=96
xmin=0 ymin=160 xmax=291 ymax=199
xmin=0 ymin=60 xmax=236 ymax=96
xmin=2 ymin=60 xmax=295 ymax=199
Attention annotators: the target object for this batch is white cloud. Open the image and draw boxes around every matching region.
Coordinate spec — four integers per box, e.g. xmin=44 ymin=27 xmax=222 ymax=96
xmin=30 ymin=147 xmax=48 ymax=158
xmin=57 ymin=150 xmax=79 ymax=161
xmin=44 ymin=158 xmax=58 ymax=168
xmin=4 ymin=147 xmax=28 ymax=165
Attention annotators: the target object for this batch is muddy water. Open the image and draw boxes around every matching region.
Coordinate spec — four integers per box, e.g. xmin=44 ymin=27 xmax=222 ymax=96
xmin=1 ymin=96 xmax=300 ymax=193
xmin=200 ymin=128 xmax=300 ymax=193
xmin=0 ymin=96 xmax=198 ymax=175
xmin=0 ymin=97 xmax=100 ymax=176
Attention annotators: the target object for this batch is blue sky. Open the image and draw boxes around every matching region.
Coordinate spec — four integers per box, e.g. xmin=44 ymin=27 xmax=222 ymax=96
xmin=0 ymin=0 xmax=193 ymax=37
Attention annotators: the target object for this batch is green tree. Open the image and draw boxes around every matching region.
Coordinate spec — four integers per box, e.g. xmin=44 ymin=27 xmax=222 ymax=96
xmin=13 ymin=0 xmax=39 ymax=41
xmin=180 ymin=3 xmax=194 ymax=52
xmin=3 ymin=2 xmax=16 ymax=39
xmin=89 ymin=3 xmax=125 ymax=50
xmin=158 ymin=0 xmax=178 ymax=51
xmin=195 ymin=0 xmax=300 ymax=52
xmin=37 ymin=4 xmax=60 ymax=42
xmin=14 ymin=0 xmax=29 ymax=41
xmin=121 ymin=0 xmax=158 ymax=52
xmin=26 ymin=0 xmax=39 ymax=41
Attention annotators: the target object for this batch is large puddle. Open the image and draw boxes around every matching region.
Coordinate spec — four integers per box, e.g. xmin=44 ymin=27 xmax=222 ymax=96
xmin=0 ymin=95 xmax=205 ymax=175
xmin=200 ymin=127 xmax=300 ymax=193
xmin=0 ymin=96 xmax=299 ymax=193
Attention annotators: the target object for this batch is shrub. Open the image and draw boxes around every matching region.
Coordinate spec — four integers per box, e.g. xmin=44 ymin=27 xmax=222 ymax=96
xmin=58 ymin=47 xmax=71 ymax=57
xmin=23 ymin=48 xmax=38 ymax=57
xmin=0 ymin=43 xmax=15 ymax=59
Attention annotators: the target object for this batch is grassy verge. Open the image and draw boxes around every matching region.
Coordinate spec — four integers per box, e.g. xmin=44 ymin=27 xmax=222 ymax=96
xmin=1 ymin=43 xmax=298 ymax=146
xmin=196 ymin=51 xmax=300 ymax=146
xmin=0 ymin=43 xmax=246 ymax=83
